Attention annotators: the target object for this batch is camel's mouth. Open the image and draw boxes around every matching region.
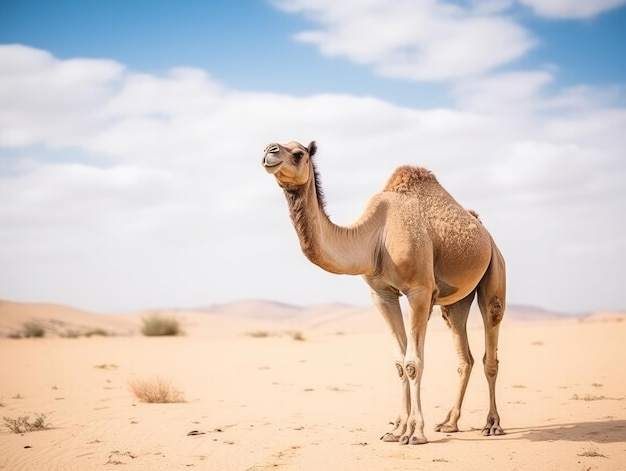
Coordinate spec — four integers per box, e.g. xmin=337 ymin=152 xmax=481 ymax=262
xmin=262 ymin=153 xmax=283 ymax=174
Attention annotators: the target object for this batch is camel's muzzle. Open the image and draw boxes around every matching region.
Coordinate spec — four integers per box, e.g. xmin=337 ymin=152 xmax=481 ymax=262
xmin=262 ymin=152 xmax=282 ymax=174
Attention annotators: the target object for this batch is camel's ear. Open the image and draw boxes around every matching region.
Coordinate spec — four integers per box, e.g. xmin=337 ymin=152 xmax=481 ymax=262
xmin=308 ymin=141 xmax=317 ymax=157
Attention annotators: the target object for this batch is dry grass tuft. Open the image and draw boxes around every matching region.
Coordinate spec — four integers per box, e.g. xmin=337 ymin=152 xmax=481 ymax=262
xmin=578 ymin=445 xmax=607 ymax=458
xmin=8 ymin=322 xmax=46 ymax=339
xmin=61 ymin=328 xmax=111 ymax=338
xmin=246 ymin=330 xmax=271 ymax=338
xmin=291 ymin=330 xmax=306 ymax=341
xmin=129 ymin=376 xmax=185 ymax=403
xmin=3 ymin=414 xmax=50 ymax=433
xmin=246 ymin=330 xmax=306 ymax=340
xmin=141 ymin=314 xmax=182 ymax=336
xmin=571 ymin=393 xmax=606 ymax=401
xmin=84 ymin=328 xmax=110 ymax=337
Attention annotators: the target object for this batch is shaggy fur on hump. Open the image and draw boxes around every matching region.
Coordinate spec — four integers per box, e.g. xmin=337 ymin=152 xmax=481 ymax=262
xmin=383 ymin=165 xmax=438 ymax=193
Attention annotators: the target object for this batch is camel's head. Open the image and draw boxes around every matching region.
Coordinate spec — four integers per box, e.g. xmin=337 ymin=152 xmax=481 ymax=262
xmin=262 ymin=140 xmax=317 ymax=189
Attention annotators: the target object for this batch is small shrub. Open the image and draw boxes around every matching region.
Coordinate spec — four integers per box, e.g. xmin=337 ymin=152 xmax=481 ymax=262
xmin=129 ymin=376 xmax=185 ymax=403
xmin=571 ymin=393 xmax=606 ymax=401
xmin=8 ymin=322 xmax=45 ymax=338
xmin=3 ymin=414 xmax=50 ymax=433
xmin=141 ymin=314 xmax=181 ymax=336
xmin=60 ymin=330 xmax=81 ymax=338
xmin=291 ymin=331 xmax=306 ymax=341
xmin=22 ymin=322 xmax=45 ymax=338
xmin=84 ymin=328 xmax=109 ymax=337
xmin=578 ymin=446 xmax=607 ymax=458
xmin=61 ymin=328 xmax=111 ymax=338
xmin=246 ymin=330 xmax=270 ymax=338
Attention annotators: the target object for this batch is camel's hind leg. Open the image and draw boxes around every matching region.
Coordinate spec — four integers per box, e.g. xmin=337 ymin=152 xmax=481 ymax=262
xmin=435 ymin=291 xmax=475 ymax=433
xmin=476 ymin=243 xmax=506 ymax=436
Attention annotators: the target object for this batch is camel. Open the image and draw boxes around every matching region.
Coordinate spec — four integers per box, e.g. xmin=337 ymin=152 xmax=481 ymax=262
xmin=262 ymin=140 xmax=506 ymax=445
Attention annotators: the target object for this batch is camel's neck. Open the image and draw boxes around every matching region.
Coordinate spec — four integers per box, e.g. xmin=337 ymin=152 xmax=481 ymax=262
xmin=283 ymin=169 xmax=381 ymax=276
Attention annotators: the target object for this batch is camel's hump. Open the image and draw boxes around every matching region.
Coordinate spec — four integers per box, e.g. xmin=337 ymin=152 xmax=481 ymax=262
xmin=382 ymin=166 xmax=438 ymax=193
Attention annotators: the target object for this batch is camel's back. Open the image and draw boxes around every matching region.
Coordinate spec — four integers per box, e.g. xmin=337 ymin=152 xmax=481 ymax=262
xmin=382 ymin=165 xmax=459 ymax=214
xmin=382 ymin=165 xmax=438 ymax=193
xmin=381 ymin=165 xmax=491 ymax=257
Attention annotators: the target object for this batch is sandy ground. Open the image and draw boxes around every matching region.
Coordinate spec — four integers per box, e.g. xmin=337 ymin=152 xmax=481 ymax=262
xmin=0 ymin=301 xmax=625 ymax=470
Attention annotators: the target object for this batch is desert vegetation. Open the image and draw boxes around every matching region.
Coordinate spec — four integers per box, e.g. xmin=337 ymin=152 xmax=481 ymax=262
xmin=8 ymin=322 xmax=45 ymax=339
xmin=245 ymin=330 xmax=306 ymax=341
xmin=571 ymin=393 xmax=606 ymax=401
xmin=246 ymin=330 xmax=271 ymax=338
xmin=3 ymin=414 xmax=50 ymax=433
xmin=290 ymin=330 xmax=306 ymax=341
xmin=60 ymin=328 xmax=111 ymax=338
xmin=141 ymin=314 xmax=182 ymax=336
xmin=129 ymin=376 xmax=185 ymax=403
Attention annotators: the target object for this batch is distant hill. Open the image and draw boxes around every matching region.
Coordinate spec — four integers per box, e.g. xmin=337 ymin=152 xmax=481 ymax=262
xmin=0 ymin=298 xmax=623 ymax=338
xmin=0 ymin=300 xmax=137 ymax=337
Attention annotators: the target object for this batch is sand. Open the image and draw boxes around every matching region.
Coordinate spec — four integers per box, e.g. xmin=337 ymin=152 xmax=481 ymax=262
xmin=0 ymin=300 xmax=625 ymax=470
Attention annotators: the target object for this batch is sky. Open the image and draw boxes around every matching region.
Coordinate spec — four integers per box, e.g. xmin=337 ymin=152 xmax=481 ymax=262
xmin=0 ymin=0 xmax=625 ymax=315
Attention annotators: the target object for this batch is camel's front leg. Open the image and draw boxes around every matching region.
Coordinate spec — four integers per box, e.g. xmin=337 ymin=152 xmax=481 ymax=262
xmin=382 ymin=362 xmax=410 ymax=442
xmin=369 ymin=288 xmax=410 ymax=443
xmin=400 ymin=287 xmax=434 ymax=445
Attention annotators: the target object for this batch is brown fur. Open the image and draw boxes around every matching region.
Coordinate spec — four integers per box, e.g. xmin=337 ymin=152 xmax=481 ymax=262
xmin=382 ymin=166 xmax=438 ymax=193
xmin=468 ymin=209 xmax=482 ymax=223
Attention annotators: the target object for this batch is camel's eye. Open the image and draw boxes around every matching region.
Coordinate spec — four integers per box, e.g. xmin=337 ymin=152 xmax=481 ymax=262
xmin=292 ymin=151 xmax=304 ymax=163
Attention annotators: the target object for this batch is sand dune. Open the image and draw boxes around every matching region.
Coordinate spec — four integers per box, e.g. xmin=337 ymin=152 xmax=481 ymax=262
xmin=0 ymin=300 xmax=624 ymax=470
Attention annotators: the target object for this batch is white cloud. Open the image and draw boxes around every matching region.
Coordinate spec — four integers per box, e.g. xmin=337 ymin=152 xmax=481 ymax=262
xmin=273 ymin=0 xmax=535 ymax=81
xmin=452 ymin=71 xmax=554 ymax=114
xmin=0 ymin=44 xmax=625 ymax=313
xmin=518 ymin=0 xmax=626 ymax=18
xmin=0 ymin=44 xmax=123 ymax=147
xmin=273 ymin=0 xmax=626 ymax=84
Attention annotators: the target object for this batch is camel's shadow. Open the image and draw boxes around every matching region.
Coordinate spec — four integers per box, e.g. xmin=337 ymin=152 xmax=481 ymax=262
xmin=499 ymin=419 xmax=626 ymax=443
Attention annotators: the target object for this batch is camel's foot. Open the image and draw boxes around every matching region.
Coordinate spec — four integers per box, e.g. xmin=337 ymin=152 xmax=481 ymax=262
xmin=481 ymin=417 xmax=504 ymax=436
xmin=400 ymin=419 xmax=428 ymax=445
xmin=400 ymin=434 xmax=428 ymax=445
xmin=381 ymin=417 xmax=407 ymax=443
xmin=381 ymin=425 xmax=428 ymax=445
xmin=434 ymin=422 xmax=459 ymax=433
xmin=434 ymin=410 xmax=459 ymax=433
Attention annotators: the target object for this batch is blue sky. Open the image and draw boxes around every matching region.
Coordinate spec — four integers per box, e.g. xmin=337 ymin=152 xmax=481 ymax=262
xmin=0 ymin=0 xmax=625 ymax=314
xmin=2 ymin=1 xmax=624 ymax=105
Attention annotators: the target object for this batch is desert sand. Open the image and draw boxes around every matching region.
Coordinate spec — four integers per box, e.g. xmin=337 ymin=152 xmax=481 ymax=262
xmin=0 ymin=300 xmax=624 ymax=470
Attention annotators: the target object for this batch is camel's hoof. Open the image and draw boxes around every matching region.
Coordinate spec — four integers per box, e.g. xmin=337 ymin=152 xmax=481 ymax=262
xmin=410 ymin=436 xmax=428 ymax=445
xmin=380 ymin=433 xmax=399 ymax=442
xmin=435 ymin=423 xmax=458 ymax=433
xmin=399 ymin=434 xmax=427 ymax=445
xmin=481 ymin=425 xmax=505 ymax=436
